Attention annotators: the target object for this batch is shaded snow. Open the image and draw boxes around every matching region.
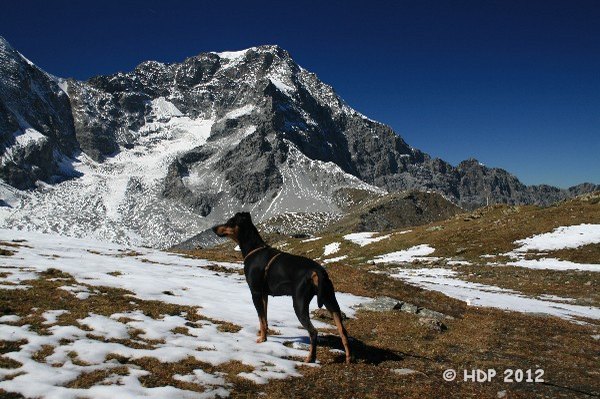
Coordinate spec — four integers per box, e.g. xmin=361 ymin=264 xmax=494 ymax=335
xmin=148 ymin=97 xmax=183 ymax=120
xmin=1 ymin=116 xmax=215 ymax=248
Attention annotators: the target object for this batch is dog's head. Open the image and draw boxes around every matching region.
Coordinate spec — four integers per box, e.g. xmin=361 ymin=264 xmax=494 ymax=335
xmin=211 ymin=212 xmax=253 ymax=243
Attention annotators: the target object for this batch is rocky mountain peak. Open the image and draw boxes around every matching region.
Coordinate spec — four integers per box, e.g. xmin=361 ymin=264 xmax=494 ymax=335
xmin=0 ymin=37 xmax=597 ymax=248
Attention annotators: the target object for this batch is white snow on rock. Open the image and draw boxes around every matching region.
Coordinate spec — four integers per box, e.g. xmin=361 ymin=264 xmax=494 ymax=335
xmin=0 ymin=229 xmax=368 ymax=398
xmin=223 ymin=104 xmax=254 ymax=120
xmin=214 ymin=48 xmax=252 ymax=60
xmin=389 ymin=268 xmax=600 ymax=322
xmin=0 ymin=116 xmax=215 ymax=249
xmin=260 ymin=142 xmax=384 ymax=220
xmin=148 ymin=97 xmax=183 ymax=120
xmin=373 ymin=244 xmax=437 ymax=264
xmin=512 ymin=224 xmax=600 ymax=253
xmin=343 ymin=232 xmax=391 ymax=247
xmin=323 ymin=242 xmax=340 ymax=256
xmin=1 ymin=128 xmax=48 ymax=168
xmin=269 ymin=77 xmax=294 ymax=94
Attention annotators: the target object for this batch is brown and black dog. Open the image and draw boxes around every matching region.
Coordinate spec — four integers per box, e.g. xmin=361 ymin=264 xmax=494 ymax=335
xmin=212 ymin=212 xmax=351 ymax=363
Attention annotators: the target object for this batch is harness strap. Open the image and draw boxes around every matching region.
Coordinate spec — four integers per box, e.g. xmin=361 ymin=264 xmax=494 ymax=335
xmin=264 ymin=252 xmax=282 ymax=279
xmin=243 ymin=246 xmax=282 ymax=294
xmin=243 ymin=245 xmax=268 ymax=262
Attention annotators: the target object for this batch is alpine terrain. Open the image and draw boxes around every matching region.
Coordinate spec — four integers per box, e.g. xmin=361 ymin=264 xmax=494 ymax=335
xmin=0 ymin=36 xmax=596 ymax=248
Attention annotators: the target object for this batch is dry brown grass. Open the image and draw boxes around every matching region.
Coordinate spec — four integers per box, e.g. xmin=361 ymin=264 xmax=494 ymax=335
xmin=178 ymin=195 xmax=600 ymax=398
xmin=31 ymin=345 xmax=55 ymax=363
xmin=65 ymin=365 xmax=130 ymax=388
xmin=0 ymin=248 xmax=15 ymax=256
xmin=2 ymin=196 xmax=598 ymax=398
xmin=0 ymin=240 xmax=31 ymax=248
xmin=548 ymin=243 xmax=600 ymax=264
xmin=255 ymin=307 xmax=600 ymax=399
xmin=204 ymin=263 xmax=244 ymax=275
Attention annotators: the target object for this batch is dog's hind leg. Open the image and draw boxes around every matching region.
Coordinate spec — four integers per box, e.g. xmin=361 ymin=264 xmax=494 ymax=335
xmin=321 ymin=288 xmax=351 ymax=363
xmin=331 ymin=309 xmax=351 ymax=364
xmin=314 ymin=272 xmax=352 ymax=363
xmin=293 ymin=295 xmax=318 ymax=363
xmin=251 ymin=292 xmax=268 ymax=343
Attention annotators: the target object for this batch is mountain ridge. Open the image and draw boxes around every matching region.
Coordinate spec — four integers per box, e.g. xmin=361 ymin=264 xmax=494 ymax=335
xmin=0 ymin=37 xmax=597 ymax=247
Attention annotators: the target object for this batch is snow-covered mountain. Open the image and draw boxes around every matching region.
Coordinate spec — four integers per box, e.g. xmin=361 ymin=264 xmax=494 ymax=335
xmin=0 ymin=37 xmax=597 ymax=247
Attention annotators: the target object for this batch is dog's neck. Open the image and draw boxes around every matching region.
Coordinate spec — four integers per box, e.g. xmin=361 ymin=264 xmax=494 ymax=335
xmin=238 ymin=224 xmax=267 ymax=257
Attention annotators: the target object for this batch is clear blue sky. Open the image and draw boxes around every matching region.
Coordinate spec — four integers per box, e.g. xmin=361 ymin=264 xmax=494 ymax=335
xmin=1 ymin=0 xmax=598 ymax=187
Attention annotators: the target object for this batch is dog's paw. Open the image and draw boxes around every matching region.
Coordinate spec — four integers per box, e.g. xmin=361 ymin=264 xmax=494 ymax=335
xmin=304 ymin=354 xmax=316 ymax=363
xmin=256 ymin=336 xmax=267 ymax=343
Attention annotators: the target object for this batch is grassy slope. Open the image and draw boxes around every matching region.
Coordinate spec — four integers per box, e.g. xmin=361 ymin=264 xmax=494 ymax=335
xmin=183 ymin=193 xmax=600 ymax=398
xmin=2 ymin=193 xmax=599 ymax=398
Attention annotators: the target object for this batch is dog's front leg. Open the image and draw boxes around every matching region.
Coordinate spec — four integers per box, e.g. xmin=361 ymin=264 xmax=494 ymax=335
xmin=256 ymin=294 xmax=269 ymax=337
xmin=252 ymin=292 xmax=268 ymax=343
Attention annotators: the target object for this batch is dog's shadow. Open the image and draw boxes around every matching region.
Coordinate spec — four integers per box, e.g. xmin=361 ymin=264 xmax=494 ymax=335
xmin=281 ymin=334 xmax=405 ymax=364
xmin=320 ymin=334 xmax=404 ymax=364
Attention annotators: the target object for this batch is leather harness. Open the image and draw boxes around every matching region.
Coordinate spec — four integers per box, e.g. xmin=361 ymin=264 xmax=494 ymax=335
xmin=243 ymin=245 xmax=282 ymax=279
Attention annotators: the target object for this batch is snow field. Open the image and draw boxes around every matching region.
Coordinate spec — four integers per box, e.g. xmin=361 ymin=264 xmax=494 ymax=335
xmin=0 ymin=229 xmax=368 ymax=398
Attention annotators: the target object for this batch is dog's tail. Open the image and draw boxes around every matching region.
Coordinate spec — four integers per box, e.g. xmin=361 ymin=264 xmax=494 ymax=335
xmin=315 ymin=268 xmax=337 ymax=310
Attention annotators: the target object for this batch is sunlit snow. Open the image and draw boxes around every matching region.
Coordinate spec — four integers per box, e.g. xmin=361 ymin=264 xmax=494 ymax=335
xmin=0 ymin=229 xmax=368 ymax=398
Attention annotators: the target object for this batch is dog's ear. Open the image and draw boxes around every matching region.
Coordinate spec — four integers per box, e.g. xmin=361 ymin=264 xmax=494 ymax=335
xmin=241 ymin=212 xmax=252 ymax=222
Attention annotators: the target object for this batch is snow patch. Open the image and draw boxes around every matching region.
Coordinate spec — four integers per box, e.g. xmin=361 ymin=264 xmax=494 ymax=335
xmin=323 ymin=242 xmax=340 ymax=256
xmin=42 ymin=310 xmax=69 ymax=325
xmin=512 ymin=224 xmax=600 ymax=253
xmin=269 ymin=77 xmax=294 ymax=94
xmin=501 ymin=224 xmax=600 ymax=272
xmin=322 ymin=255 xmax=348 ymax=264
xmin=301 ymin=237 xmax=321 ymax=243
xmin=148 ymin=97 xmax=183 ymax=120
xmin=223 ymin=104 xmax=254 ymax=120
xmin=389 ymin=268 xmax=600 ymax=321
xmin=373 ymin=245 xmax=437 ymax=264
xmin=344 ymin=232 xmax=390 ymax=247
xmin=214 ymin=49 xmax=252 ymax=60
xmin=507 ymin=258 xmax=599 ymax=272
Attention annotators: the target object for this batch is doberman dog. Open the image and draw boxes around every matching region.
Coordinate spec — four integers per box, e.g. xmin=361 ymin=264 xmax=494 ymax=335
xmin=212 ymin=212 xmax=351 ymax=363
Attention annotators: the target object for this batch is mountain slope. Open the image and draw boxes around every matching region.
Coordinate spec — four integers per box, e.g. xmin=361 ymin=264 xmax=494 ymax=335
xmin=0 ymin=37 xmax=597 ymax=247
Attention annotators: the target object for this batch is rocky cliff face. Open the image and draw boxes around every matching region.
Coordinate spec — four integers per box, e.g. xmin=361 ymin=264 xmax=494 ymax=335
xmin=0 ymin=37 xmax=596 ymax=247
xmin=0 ymin=37 xmax=79 ymax=189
